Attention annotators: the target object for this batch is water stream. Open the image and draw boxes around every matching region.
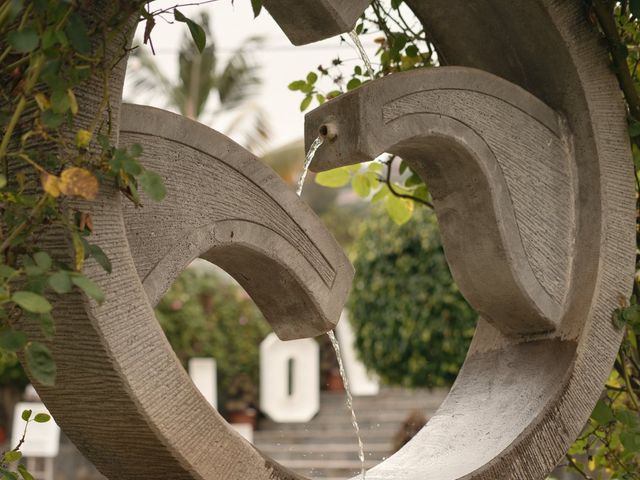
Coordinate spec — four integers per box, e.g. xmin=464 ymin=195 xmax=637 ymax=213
xmin=296 ymin=136 xmax=324 ymax=196
xmin=327 ymin=331 xmax=366 ymax=480
xmin=296 ymin=138 xmax=366 ymax=479
xmin=349 ymin=30 xmax=375 ymax=79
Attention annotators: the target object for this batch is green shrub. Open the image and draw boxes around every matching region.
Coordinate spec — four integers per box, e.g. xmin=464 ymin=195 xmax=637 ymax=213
xmin=347 ymin=206 xmax=477 ymax=388
xmin=154 ymin=268 xmax=271 ymax=412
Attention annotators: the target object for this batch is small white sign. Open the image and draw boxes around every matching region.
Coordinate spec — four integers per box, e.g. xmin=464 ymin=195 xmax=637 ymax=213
xmin=260 ymin=333 xmax=319 ymax=423
xmin=189 ymin=357 xmax=218 ymax=409
xmin=11 ymin=402 xmax=60 ymax=458
xmin=336 ymin=311 xmax=379 ymax=396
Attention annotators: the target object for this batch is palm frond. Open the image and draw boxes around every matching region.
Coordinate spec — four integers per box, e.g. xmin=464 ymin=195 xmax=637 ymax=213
xmin=215 ymin=36 xmax=264 ymax=112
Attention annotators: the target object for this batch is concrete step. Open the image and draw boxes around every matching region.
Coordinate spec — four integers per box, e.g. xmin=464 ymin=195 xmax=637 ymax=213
xmin=258 ymin=442 xmax=390 ymax=461
xmin=254 ymin=427 xmax=398 ymax=443
xmin=254 ymin=388 xmax=449 ymax=478
xmin=258 ymin=442 xmax=390 ymax=454
xmin=279 ymin=459 xmax=378 ymax=478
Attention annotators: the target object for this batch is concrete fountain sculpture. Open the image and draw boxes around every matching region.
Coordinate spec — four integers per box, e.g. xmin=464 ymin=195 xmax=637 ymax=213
xmin=7 ymin=1 xmax=636 ymax=479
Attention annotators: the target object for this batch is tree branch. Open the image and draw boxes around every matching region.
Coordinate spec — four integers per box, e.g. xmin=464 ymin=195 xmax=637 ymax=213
xmin=383 ymin=156 xmax=434 ymax=209
xmin=592 ymin=0 xmax=640 ymax=120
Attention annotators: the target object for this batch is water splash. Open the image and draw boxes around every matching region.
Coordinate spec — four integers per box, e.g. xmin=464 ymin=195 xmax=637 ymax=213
xmin=349 ymin=30 xmax=375 ymax=79
xmin=328 ymin=330 xmax=366 ymax=480
xmin=296 ymin=136 xmax=324 ymax=196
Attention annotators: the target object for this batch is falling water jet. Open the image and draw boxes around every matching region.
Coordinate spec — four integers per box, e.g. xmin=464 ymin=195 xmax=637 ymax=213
xmin=349 ymin=30 xmax=375 ymax=79
xmin=327 ymin=331 xmax=366 ymax=480
xmin=296 ymin=134 xmax=367 ymax=480
xmin=296 ymin=136 xmax=324 ymax=196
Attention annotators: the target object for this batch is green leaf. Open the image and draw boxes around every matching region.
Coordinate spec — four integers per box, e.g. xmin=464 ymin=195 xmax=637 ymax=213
xmin=17 ymin=465 xmax=35 ymax=480
xmin=352 ymin=174 xmax=371 ymax=197
xmin=251 ymin=0 xmax=263 ymax=17
xmin=12 ymin=291 xmax=52 ymax=313
xmin=0 ymin=174 xmax=6 ymax=188
xmin=591 ymin=400 xmax=614 ymax=425
xmin=138 ymin=170 xmax=166 ymax=202
xmin=88 ymin=245 xmax=112 ymax=274
xmin=0 ymin=467 xmax=19 ymax=480
xmin=620 ymin=430 xmax=640 ymax=452
xmin=33 ymin=252 xmax=52 ymax=271
xmin=372 ymin=184 xmax=390 ymax=203
xmin=37 ymin=313 xmax=55 ymax=338
xmin=48 ymin=271 xmax=72 ymax=294
xmin=288 ymin=80 xmax=306 ymax=91
xmin=315 ymin=167 xmax=351 ymax=188
xmin=629 ymin=120 xmax=640 ymax=138
xmin=406 ymin=45 xmax=419 ymax=57
xmin=25 ymin=342 xmax=56 ymax=386
xmin=129 ymin=143 xmax=143 ymax=157
xmin=41 ymin=110 xmax=64 ymax=129
xmin=6 ymin=0 xmax=23 ymax=23
xmin=3 ymin=451 xmax=22 ymax=463
xmin=50 ymin=88 xmax=71 ymax=114
xmin=0 ymin=330 xmax=28 ymax=352
xmin=616 ymin=408 xmax=639 ymax=428
xmin=71 ymin=275 xmax=104 ymax=303
xmin=0 ymin=264 xmax=16 ymax=279
xmin=174 ymin=9 xmax=206 ymax=53
xmin=347 ymin=78 xmax=362 ymax=91
xmin=122 ymin=154 xmax=142 ymax=176
xmin=21 ymin=409 xmax=32 ymax=421
xmin=65 ymin=13 xmax=91 ymax=55
xmin=300 ymin=95 xmax=313 ymax=112
xmin=622 ymin=304 xmax=640 ymax=324
xmin=307 ymin=72 xmax=318 ymax=85
xmin=385 ymin=194 xmax=414 ymax=225
xmin=33 ymin=413 xmax=50 ymax=423
xmin=8 ymin=29 xmax=39 ymax=53
xmin=41 ymin=28 xmax=58 ymax=50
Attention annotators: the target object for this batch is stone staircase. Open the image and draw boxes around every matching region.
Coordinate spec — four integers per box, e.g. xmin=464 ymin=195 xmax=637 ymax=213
xmin=254 ymin=388 xmax=449 ymax=479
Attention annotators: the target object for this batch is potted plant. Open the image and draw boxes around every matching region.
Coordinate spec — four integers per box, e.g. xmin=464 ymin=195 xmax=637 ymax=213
xmin=224 ymin=374 xmax=258 ymax=428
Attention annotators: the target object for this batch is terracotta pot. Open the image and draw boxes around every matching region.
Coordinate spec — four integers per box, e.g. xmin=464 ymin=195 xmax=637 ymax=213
xmin=227 ymin=408 xmax=257 ymax=429
xmin=326 ymin=370 xmax=344 ymax=392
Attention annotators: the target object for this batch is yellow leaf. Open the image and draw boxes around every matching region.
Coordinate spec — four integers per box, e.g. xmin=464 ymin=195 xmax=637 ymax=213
xmin=68 ymin=89 xmax=78 ymax=115
xmin=75 ymin=129 xmax=92 ymax=148
xmin=59 ymin=167 xmax=98 ymax=200
xmin=41 ymin=172 xmax=61 ymax=197
xmin=34 ymin=93 xmax=50 ymax=111
xmin=71 ymin=230 xmax=84 ymax=271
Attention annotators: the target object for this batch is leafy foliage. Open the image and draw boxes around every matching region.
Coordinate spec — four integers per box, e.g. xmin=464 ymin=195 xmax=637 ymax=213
xmin=347 ymin=207 xmax=477 ymax=387
xmin=0 ymin=408 xmax=51 ymax=480
xmin=154 ymin=269 xmax=271 ymax=413
xmin=0 ymin=0 xmax=166 ymax=411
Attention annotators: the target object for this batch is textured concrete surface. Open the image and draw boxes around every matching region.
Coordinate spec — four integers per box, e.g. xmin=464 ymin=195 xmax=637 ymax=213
xmin=304 ymin=1 xmax=636 ymax=479
xmin=6 ymin=0 xmax=635 ymax=479
xmin=120 ymin=104 xmax=353 ymax=341
xmin=262 ymin=0 xmax=371 ymax=45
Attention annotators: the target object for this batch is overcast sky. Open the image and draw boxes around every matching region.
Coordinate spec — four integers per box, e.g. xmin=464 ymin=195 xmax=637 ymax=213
xmin=123 ymin=0 xmax=379 ymax=152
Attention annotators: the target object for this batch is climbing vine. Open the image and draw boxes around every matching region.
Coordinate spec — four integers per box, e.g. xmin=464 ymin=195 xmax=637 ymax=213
xmin=0 ymin=1 xmax=210 ymax=476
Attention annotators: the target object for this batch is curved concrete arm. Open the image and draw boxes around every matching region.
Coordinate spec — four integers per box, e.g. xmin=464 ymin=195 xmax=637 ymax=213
xmin=303 ymin=2 xmax=636 ymax=472
xmin=120 ymin=104 xmax=353 ymax=340
xmin=7 ymin=1 xmax=635 ymax=480
xmin=306 ymin=67 xmax=570 ymax=337
xmin=262 ymin=0 xmax=371 ymax=45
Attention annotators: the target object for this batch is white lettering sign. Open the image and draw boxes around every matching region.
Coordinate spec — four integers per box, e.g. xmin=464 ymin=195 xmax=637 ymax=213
xmin=260 ymin=333 xmax=319 ymax=422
